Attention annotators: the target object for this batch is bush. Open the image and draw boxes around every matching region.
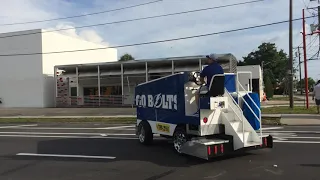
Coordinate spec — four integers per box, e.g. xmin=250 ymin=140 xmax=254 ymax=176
xmin=265 ymin=76 xmax=274 ymax=99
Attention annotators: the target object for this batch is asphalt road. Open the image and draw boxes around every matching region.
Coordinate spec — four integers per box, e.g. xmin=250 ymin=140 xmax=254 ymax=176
xmin=0 ymin=124 xmax=320 ymax=180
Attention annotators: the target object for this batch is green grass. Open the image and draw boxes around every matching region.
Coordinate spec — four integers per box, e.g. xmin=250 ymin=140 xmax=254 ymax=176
xmin=0 ymin=117 xmax=280 ymax=125
xmin=270 ymin=96 xmax=304 ymax=101
xmin=261 ymin=117 xmax=281 ymax=125
xmin=262 ymin=106 xmax=318 ymax=114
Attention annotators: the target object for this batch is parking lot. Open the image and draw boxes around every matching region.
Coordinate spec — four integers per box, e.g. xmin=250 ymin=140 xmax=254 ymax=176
xmin=0 ymin=123 xmax=320 ymax=180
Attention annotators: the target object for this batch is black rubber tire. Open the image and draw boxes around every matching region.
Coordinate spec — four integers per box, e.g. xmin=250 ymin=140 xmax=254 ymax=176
xmin=137 ymin=121 xmax=153 ymax=145
xmin=173 ymin=127 xmax=188 ymax=154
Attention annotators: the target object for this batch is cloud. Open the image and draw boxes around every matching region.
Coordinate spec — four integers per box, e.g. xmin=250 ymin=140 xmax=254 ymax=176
xmin=0 ymin=0 xmax=319 ymax=79
xmin=45 ymin=24 xmax=109 ymax=46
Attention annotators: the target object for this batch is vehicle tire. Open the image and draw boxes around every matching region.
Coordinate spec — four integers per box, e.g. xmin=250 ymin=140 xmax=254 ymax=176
xmin=173 ymin=127 xmax=188 ymax=154
xmin=137 ymin=121 xmax=153 ymax=145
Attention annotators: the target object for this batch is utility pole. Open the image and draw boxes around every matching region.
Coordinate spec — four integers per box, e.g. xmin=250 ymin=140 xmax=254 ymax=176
xmin=302 ymin=9 xmax=310 ymax=109
xmin=289 ymin=0 xmax=294 ymax=108
xmin=318 ymin=5 xmax=320 ymax=52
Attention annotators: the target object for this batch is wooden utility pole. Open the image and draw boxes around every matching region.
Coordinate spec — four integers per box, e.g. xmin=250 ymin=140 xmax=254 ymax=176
xmin=289 ymin=0 xmax=294 ymax=108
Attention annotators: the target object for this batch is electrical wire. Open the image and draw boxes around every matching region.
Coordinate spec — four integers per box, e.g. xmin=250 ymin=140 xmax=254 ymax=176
xmin=0 ymin=0 xmax=264 ymax=39
xmin=0 ymin=0 xmax=163 ymax=26
xmin=0 ymin=15 xmax=316 ymax=57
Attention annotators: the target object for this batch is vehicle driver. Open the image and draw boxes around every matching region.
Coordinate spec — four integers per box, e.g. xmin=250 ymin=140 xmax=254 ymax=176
xmin=194 ymin=54 xmax=224 ymax=115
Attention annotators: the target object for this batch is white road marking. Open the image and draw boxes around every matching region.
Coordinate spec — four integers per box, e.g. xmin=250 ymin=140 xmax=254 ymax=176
xmin=261 ymin=127 xmax=284 ymax=130
xmin=0 ymin=132 xmax=136 ymax=136
xmin=16 ymin=153 xmax=116 ymax=159
xmin=0 ymin=124 xmax=38 ymax=129
xmin=274 ymin=140 xmax=320 ymax=144
xmin=0 ymin=134 xmax=138 ymax=139
xmin=6 ymin=125 xmax=135 ymax=130
xmin=275 ymin=136 xmax=320 ymax=139
xmin=95 ymin=125 xmax=135 ymax=129
xmin=263 ymin=131 xmax=320 ymax=133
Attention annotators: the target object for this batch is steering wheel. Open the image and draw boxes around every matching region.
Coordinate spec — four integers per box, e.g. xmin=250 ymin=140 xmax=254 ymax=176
xmin=189 ymin=71 xmax=203 ymax=86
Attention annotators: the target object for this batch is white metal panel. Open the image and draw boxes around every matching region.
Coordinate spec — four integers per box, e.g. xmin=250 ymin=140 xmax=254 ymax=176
xmin=0 ymin=29 xmax=44 ymax=108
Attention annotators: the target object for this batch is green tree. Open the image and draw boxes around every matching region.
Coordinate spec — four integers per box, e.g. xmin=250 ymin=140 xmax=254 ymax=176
xmin=297 ymin=77 xmax=315 ymax=90
xmin=265 ymin=76 xmax=274 ymax=99
xmin=119 ymin=53 xmax=135 ymax=61
xmin=238 ymin=42 xmax=292 ymax=85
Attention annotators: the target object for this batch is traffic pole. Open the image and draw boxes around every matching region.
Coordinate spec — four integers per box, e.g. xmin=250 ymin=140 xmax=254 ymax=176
xmin=302 ymin=9 xmax=309 ymax=109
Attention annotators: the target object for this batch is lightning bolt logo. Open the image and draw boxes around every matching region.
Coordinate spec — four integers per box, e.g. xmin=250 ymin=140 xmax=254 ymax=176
xmin=154 ymin=93 xmax=162 ymax=108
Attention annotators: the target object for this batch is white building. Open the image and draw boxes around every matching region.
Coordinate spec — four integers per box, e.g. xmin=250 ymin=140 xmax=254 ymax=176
xmin=0 ymin=29 xmax=117 ymax=108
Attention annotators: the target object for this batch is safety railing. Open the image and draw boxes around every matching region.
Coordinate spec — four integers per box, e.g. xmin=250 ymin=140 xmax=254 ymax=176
xmin=225 ymin=88 xmax=245 ymax=146
xmin=237 ymin=80 xmax=262 ymax=142
xmin=55 ymin=95 xmax=134 ymax=107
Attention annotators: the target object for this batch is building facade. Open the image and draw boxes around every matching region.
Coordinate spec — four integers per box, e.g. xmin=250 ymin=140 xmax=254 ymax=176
xmin=54 ymin=54 xmax=238 ymax=107
xmin=0 ymin=29 xmax=117 ymax=108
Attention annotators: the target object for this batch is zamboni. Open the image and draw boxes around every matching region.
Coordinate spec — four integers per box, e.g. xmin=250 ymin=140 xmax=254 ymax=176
xmin=135 ymin=70 xmax=273 ymax=160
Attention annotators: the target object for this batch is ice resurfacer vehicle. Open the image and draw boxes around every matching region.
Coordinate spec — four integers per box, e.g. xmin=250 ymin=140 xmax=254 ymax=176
xmin=135 ymin=65 xmax=273 ymax=160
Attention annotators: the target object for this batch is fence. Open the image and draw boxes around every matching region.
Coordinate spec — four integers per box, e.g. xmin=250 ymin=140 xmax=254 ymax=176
xmin=56 ymin=95 xmax=135 ymax=108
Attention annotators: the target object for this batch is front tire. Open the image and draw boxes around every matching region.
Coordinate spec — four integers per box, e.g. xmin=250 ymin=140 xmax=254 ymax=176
xmin=137 ymin=121 xmax=153 ymax=145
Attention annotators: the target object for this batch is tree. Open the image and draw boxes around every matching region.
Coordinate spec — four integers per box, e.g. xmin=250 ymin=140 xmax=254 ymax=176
xmin=238 ymin=42 xmax=294 ymax=86
xmin=119 ymin=53 xmax=135 ymax=61
xmin=296 ymin=77 xmax=315 ymax=90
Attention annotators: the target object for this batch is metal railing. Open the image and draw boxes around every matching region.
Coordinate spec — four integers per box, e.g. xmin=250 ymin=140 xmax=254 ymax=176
xmin=237 ymin=79 xmax=262 ymax=142
xmin=225 ymin=88 xmax=245 ymax=146
xmin=56 ymin=95 xmax=135 ymax=107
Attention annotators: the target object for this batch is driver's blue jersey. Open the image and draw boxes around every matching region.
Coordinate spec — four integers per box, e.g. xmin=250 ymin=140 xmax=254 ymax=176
xmin=200 ymin=62 xmax=224 ymax=87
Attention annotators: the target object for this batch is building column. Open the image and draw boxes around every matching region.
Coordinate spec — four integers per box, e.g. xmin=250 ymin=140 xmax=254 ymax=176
xmin=145 ymin=62 xmax=148 ymax=82
xmin=121 ymin=64 xmax=124 ymax=95
xmin=98 ymin=65 xmax=101 ymax=106
xmin=76 ymin=66 xmax=79 ymax=97
xmin=54 ymin=66 xmax=57 ymax=107
xmin=171 ymin=60 xmax=174 ymax=74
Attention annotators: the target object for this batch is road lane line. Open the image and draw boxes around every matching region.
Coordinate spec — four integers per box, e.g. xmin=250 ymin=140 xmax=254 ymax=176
xmin=261 ymin=127 xmax=284 ymax=130
xmin=16 ymin=153 xmax=116 ymax=159
xmin=274 ymin=140 xmax=320 ymax=144
xmin=0 ymin=134 xmax=138 ymax=139
xmin=95 ymin=125 xmax=135 ymax=129
xmin=0 ymin=132 xmax=136 ymax=136
xmin=0 ymin=124 xmax=38 ymax=129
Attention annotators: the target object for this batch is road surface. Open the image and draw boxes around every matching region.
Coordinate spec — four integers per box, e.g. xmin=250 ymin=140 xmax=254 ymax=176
xmin=0 ymin=123 xmax=319 ymax=180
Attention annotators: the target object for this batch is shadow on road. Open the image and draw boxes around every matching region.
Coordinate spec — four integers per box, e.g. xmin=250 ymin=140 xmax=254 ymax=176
xmin=7 ymin=138 xmax=253 ymax=167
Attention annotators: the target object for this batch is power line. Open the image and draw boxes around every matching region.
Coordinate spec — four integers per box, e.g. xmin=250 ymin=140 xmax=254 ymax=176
xmin=0 ymin=15 xmax=316 ymax=57
xmin=0 ymin=0 xmax=163 ymax=26
xmin=0 ymin=0 xmax=264 ymax=40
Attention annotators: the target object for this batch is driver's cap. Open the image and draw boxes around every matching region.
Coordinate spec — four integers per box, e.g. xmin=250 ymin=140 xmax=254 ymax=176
xmin=206 ymin=54 xmax=217 ymax=60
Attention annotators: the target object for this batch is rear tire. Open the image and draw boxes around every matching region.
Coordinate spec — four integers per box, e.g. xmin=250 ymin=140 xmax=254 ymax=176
xmin=173 ymin=127 xmax=188 ymax=154
xmin=137 ymin=121 xmax=153 ymax=145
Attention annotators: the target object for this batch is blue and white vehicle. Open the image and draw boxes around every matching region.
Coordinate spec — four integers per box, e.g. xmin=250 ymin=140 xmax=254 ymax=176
xmin=135 ymin=63 xmax=273 ymax=160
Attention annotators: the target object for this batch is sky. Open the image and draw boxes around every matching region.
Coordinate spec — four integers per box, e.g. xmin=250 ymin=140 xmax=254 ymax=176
xmin=0 ymin=0 xmax=319 ymax=80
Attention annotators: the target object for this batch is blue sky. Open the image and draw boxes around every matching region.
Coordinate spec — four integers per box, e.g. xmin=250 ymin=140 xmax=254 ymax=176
xmin=0 ymin=0 xmax=319 ymax=80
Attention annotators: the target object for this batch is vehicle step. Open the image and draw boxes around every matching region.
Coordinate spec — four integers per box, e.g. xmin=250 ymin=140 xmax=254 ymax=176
xmin=189 ymin=137 xmax=229 ymax=145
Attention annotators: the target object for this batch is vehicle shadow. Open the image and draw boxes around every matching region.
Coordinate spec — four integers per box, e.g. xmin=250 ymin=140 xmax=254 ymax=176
xmin=8 ymin=138 xmax=253 ymax=167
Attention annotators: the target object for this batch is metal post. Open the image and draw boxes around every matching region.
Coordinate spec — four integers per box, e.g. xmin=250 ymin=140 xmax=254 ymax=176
xmin=145 ymin=62 xmax=148 ymax=82
xmin=121 ymin=64 xmax=124 ymax=96
xmin=318 ymin=5 xmax=320 ymax=52
xmin=54 ymin=66 xmax=57 ymax=107
xmin=199 ymin=59 xmax=202 ymax=71
xmin=98 ymin=65 xmax=101 ymax=106
xmin=302 ymin=9 xmax=309 ymax=109
xmin=288 ymin=0 xmax=294 ymax=108
xmin=171 ymin=60 xmax=174 ymax=74
xmin=298 ymin=47 xmax=302 ymax=95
